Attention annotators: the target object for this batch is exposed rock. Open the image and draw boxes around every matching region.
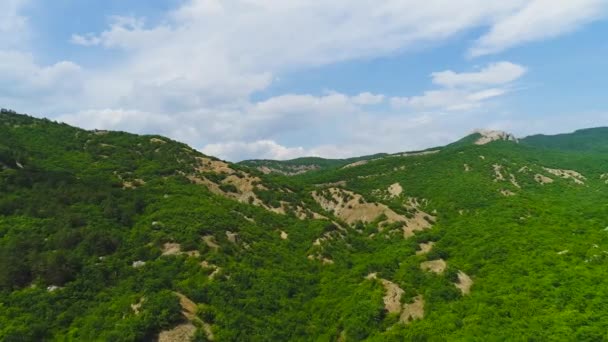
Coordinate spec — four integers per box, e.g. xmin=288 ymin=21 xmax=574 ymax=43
xmin=132 ymin=260 xmax=146 ymax=268
xmin=280 ymin=231 xmax=288 ymax=240
xmin=464 ymin=164 xmax=471 ymax=172
xmin=150 ymin=138 xmax=166 ymax=144
xmin=46 ymin=285 xmax=62 ymax=292
xmin=474 ymin=129 xmax=518 ymax=145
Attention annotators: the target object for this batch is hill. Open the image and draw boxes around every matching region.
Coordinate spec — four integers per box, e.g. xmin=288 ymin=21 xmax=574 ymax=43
xmin=2 ymin=109 xmax=608 ymax=341
xmin=521 ymin=127 xmax=608 ymax=153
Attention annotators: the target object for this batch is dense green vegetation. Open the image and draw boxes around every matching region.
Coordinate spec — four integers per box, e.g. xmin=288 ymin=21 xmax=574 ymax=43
xmin=3 ymin=109 xmax=608 ymax=341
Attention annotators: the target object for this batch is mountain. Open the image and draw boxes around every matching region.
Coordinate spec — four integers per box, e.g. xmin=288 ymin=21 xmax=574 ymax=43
xmin=2 ymin=109 xmax=608 ymax=341
xmin=521 ymin=127 xmax=608 ymax=153
xmin=239 ymin=154 xmax=389 ymax=175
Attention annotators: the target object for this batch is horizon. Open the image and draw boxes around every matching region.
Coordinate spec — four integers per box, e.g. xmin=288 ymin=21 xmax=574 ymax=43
xmin=3 ymin=108 xmax=606 ymax=162
xmin=2 ymin=1 xmax=608 ymax=161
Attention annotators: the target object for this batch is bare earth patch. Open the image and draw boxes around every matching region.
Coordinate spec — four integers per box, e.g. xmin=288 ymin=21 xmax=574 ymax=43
xmin=380 ymin=279 xmax=405 ymax=314
xmin=131 ymin=297 xmax=144 ymax=315
xmin=366 ymin=274 xmax=425 ymax=324
xmin=202 ymin=236 xmax=220 ymax=250
xmin=158 ymin=323 xmax=196 ymax=342
xmin=493 ymin=164 xmax=505 ymax=182
xmin=543 ymin=167 xmax=586 ymax=185
xmin=454 ymin=271 xmax=473 ymax=295
xmin=342 ymin=160 xmax=368 ymax=169
xmin=534 ymin=174 xmax=554 ymax=184
xmin=420 ymin=259 xmax=446 ymax=274
xmin=464 ymin=164 xmax=471 ymax=172
xmin=400 ymin=295 xmax=425 ymax=324
xmin=280 ymin=231 xmax=288 ymax=240
xmin=416 ymin=242 xmax=435 ymax=255
xmin=161 ymin=243 xmax=182 ymax=256
xmin=312 ymin=188 xmax=406 ymax=225
xmin=312 ymin=188 xmax=434 ymax=238
xmin=500 ymin=189 xmax=516 ymax=197
xmin=509 ymin=174 xmax=521 ymax=188
xmin=388 ymin=183 xmax=403 ymax=198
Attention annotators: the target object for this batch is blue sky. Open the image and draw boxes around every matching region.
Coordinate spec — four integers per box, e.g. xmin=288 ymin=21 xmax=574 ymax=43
xmin=2 ymin=0 xmax=608 ymax=160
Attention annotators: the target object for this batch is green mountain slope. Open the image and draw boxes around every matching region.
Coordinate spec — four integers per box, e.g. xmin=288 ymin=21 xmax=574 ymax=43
xmin=3 ymin=110 xmax=608 ymax=341
xmin=521 ymin=127 xmax=608 ymax=153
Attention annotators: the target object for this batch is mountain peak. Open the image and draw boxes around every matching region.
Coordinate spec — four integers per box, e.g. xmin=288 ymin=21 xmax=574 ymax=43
xmin=472 ymin=129 xmax=518 ymax=145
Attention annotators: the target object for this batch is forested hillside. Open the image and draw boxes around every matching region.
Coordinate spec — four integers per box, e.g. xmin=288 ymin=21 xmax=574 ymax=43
xmin=2 ymin=110 xmax=608 ymax=341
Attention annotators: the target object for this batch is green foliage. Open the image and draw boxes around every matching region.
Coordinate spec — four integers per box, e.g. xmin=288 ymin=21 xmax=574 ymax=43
xmin=4 ymin=110 xmax=608 ymax=341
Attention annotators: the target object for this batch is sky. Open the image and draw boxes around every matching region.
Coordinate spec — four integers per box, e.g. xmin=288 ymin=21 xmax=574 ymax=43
xmin=1 ymin=0 xmax=608 ymax=161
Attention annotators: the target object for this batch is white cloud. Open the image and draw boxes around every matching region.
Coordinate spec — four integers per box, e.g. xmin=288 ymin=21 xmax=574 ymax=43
xmin=391 ymin=62 xmax=523 ymax=111
xmin=431 ymin=62 xmax=527 ymax=88
xmin=0 ymin=0 xmax=29 ymax=47
xmin=2 ymin=1 xmax=607 ymax=161
xmin=470 ymin=0 xmax=608 ymax=56
xmin=0 ymin=51 xmax=84 ymax=112
xmin=202 ymin=140 xmax=309 ymax=161
xmin=352 ymin=92 xmax=385 ymax=105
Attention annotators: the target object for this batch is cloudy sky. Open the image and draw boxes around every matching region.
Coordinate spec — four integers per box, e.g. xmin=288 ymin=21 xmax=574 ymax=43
xmin=2 ymin=0 xmax=608 ymax=161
